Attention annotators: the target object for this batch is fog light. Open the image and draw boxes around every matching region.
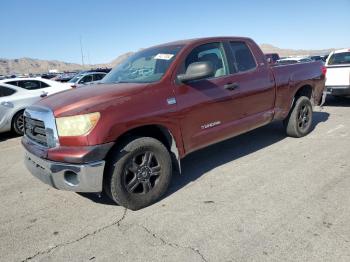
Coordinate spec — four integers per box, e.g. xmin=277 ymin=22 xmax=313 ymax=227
xmin=64 ymin=171 xmax=79 ymax=186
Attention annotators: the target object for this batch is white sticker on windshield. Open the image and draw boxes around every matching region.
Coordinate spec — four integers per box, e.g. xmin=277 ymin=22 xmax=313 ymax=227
xmin=154 ymin=53 xmax=174 ymax=60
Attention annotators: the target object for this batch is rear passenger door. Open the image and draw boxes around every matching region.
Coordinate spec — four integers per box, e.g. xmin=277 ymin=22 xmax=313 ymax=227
xmin=224 ymin=40 xmax=275 ymax=127
xmin=79 ymin=75 xmax=93 ymax=84
xmin=93 ymin=74 xmax=106 ymax=81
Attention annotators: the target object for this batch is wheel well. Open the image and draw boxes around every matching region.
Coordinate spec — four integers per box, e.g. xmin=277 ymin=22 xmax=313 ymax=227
xmin=11 ymin=109 xmax=25 ymax=127
xmin=112 ymin=125 xmax=181 ymax=173
xmin=295 ymin=85 xmax=312 ymax=100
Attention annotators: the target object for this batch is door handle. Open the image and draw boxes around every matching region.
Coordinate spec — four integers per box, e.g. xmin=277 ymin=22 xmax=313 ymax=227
xmin=224 ymin=82 xmax=239 ymax=91
xmin=40 ymin=92 xmax=48 ymax=98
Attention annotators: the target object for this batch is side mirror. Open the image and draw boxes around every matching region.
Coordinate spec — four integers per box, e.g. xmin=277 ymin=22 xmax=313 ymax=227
xmin=177 ymin=61 xmax=215 ymax=83
xmin=266 ymin=57 xmax=272 ymax=64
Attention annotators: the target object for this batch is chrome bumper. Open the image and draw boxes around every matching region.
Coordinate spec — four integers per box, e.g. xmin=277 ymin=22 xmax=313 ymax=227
xmin=326 ymin=85 xmax=350 ymax=96
xmin=24 ymin=149 xmax=105 ymax=192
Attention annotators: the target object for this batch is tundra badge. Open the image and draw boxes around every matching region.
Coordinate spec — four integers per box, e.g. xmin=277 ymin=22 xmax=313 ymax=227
xmin=201 ymin=121 xmax=221 ymax=130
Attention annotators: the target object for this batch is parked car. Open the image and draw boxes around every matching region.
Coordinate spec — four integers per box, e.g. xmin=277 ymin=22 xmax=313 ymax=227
xmin=309 ymin=55 xmax=323 ymax=62
xmin=325 ymin=48 xmax=350 ymax=97
xmin=265 ymin=53 xmax=280 ymax=64
xmin=0 ymin=78 xmax=72 ymax=135
xmin=321 ymin=54 xmax=329 ymax=62
xmin=41 ymin=73 xmax=58 ymax=79
xmin=22 ymin=36 xmax=325 ymax=210
xmin=68 ymin=72 xmax=107 ymax=87
xmin=85 ymin=68 xmax=112 ymax=74
xmin=51 ymin=72 xmax=77 ymax=82
xmin=276 ymin=57 xmax=313 ymax=65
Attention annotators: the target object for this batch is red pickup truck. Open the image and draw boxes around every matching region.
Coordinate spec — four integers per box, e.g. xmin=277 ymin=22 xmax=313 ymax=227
xmin=22 ymin=37 xmax=326 ymax=210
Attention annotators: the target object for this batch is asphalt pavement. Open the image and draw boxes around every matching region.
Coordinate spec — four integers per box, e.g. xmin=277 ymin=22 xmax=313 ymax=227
xmin=0 ymin=96 xmax=349 ymax=262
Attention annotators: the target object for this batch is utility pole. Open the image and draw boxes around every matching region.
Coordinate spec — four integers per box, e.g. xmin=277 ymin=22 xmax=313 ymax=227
xmin=87 ymin=50 xmax=91 ymax=66
xmin=80 ymin=36 xmax=85 ymax=67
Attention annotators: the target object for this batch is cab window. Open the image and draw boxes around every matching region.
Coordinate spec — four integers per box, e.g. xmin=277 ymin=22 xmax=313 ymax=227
xmin=182 ymin=42 xmax=228 ymax=78
xmin=229 ymin=42 xmax=257 ymax=72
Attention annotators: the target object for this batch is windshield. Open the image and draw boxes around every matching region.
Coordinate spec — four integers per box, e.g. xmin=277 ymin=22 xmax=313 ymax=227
xmin=101 ymin=45 xmax=184 ymax=84
xmin=328 ymin=52 xmax=350 ymax=65
xmin=68 ymin=74 xmax=82 ymax=83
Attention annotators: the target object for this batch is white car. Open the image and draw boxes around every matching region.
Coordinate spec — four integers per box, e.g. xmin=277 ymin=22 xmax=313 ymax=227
xmin=0 ymin=78 xmax=72 ymax=135
xmin=325 ymin=49 xmax=350 ymax=97
xmin=276 ymin=57 xmax=313 ymax=65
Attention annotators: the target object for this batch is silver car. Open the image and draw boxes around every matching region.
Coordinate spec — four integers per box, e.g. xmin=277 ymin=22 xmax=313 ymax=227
xmin=68 ymin=72 xmax=107 ymax=87
xmin=0 ymin=79 xmax=71 ymax=135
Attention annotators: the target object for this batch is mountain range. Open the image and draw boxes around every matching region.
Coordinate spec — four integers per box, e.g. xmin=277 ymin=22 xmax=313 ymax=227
xmin=0 ymin=45 xmax=338 ymax=75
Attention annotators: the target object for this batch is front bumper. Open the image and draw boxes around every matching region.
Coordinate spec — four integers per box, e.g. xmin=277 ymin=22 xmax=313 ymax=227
xmin=326 ymin=85 xmax=350 ymax=96
xmin=24 ymin=149 xmax=105 ymax=192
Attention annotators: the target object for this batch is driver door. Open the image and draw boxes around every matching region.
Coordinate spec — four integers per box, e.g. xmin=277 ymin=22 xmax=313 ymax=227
xmin=174 ymin=42 xmax=242 ymax=153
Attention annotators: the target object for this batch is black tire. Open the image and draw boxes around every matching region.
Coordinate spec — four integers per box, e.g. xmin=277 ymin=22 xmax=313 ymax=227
xmin=12 ymin=111 xmax=25 ymax=135
xmin=283 ymin=96 xmax=313 ymax=138
xmin=104 ymin=137 xmax=172 ymax=210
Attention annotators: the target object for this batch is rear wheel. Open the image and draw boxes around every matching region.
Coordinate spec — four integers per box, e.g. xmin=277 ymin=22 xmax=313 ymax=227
xmin=104 ymin=137 xmax=172 ymax=210
xmin=284 ymin=96 xmax=313 ymax=138
xmin=12 ymin=111 xmax=25 ymax=135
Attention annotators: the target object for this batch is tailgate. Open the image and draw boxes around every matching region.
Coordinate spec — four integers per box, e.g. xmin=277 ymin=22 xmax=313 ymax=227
xmin=325 ymin=66 xmax=350 ymax=86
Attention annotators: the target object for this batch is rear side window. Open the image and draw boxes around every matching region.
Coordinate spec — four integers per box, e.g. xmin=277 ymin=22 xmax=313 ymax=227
xmin=5 ymin=81 xmax=18 ymax=86
xmin=40 ymin=81 xmax=50 ymax=88
xmin=79 ymin=75 xmax=93 ymax=84
xmin=328 ymin=52 xmax=350 ymax=65
xmin=94 ymin=74 xmax=105 ymax=81
xmin=17 ymin=80 xmax=43 ymax=90
xmin=229 ymin=42 xmax=257 ymax=72
xmin=0 ymin=85 xmax=16 ymax=97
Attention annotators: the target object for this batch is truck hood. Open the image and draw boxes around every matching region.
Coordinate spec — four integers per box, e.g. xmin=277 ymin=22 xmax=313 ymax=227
xmin=37 ymin=83 xmax=147 ymax=117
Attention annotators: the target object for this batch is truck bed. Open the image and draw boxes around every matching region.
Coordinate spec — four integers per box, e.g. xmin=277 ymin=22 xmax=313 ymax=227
xmin=270 ymin=61 xmax=325 ymax=120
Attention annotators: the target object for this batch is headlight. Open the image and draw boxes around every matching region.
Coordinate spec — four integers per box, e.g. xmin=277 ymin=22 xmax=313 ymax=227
xmin=56 ymin=112 xmax=100 ymax=137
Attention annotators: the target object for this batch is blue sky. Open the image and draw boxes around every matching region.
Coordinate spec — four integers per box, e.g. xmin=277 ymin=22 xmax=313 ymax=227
xmin=1 ymin=0 xmax=349 ymax=64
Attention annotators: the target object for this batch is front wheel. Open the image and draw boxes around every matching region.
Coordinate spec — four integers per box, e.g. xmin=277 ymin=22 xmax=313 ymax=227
xmin=283 ymin=96 xmax=313 ymax=138
xmin=104 ymin=137 xmax=172 ymax=210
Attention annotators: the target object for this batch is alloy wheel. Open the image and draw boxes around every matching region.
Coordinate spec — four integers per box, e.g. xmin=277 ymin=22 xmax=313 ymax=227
xmin=123 ymin=151 xmax=161 ymax=194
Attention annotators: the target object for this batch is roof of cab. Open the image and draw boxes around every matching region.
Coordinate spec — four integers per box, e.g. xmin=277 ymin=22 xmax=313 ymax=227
xmin=151 ymin=36 xmax=253 ymax=48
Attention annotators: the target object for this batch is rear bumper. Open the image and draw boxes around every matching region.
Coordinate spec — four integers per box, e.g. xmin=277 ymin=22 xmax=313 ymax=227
xmin=0 ymin=115 xmax=12 ymax=133
xmin=326 ymin=85 xmax=350 ymax=96
xmin=0 ymin=122 xmax=11 ymax=133
xmin=24 ymin=149 xmax=105 ymax=192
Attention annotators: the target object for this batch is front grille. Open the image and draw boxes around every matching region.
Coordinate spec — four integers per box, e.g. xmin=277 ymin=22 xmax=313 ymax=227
xmin=24 ymin=116 xmax=48 ymax=147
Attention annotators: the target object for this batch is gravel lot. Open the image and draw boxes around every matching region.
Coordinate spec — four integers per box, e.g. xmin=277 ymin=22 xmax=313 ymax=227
xmin=0 ymin=97 xmax=349 ymax=262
